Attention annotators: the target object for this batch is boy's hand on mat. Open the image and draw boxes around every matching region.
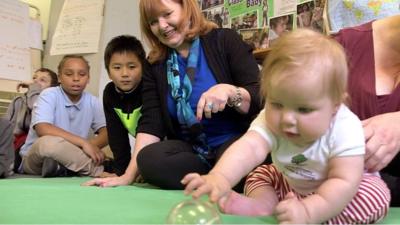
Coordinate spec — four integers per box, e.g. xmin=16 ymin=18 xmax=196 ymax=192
xmin=182 ymin=172 xmax=231 ymax=203
xmin=81 ymin=142 xmax=105 ymax=166
xmin=82 ymin=174 xmax=132 ymax=187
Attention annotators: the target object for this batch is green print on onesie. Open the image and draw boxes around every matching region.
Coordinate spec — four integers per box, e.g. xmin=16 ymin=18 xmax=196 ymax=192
xmin=291 ymin=154 xmax=307 ymax=165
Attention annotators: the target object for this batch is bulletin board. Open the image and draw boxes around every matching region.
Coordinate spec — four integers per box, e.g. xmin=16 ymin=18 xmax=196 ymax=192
xmin=199 ymin=0 xmax=400 ymax=48
xmin=199 ymin=0 xmax=326 ymax=49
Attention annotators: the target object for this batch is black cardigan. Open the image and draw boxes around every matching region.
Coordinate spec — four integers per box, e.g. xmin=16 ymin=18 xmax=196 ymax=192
xmin=137 ymin=28 xmax=262 ymax=139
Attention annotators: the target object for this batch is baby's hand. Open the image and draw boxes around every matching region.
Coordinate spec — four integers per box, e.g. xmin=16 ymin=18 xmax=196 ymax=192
xmin=275 ymin=192 xmax=310 ymax=224
xmin=182 ymin=173 xmax=211 ymax=198
xmin=182 ymin=172 xmax=231 ymax=203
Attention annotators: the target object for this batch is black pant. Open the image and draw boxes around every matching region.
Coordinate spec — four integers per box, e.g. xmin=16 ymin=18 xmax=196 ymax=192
xmin=381 ymin=154 xmax=400 ymax=206
xmin=136 ymin=136 xmax=244 ymax=190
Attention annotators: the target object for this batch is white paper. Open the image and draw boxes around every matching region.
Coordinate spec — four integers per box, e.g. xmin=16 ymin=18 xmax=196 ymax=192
xmin=273 ymin=0 xmax=297 ymax=16
xmin=0 ymin=0 xmax=31 ymax=81
xmin=29 ymin=19 xmax=43 ymax=50
xmin=50 ymin=0 xmax=104 ymax=55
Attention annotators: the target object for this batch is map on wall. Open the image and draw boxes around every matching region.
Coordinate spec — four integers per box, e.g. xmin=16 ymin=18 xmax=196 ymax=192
xmin=327 ymin=0 xmax=400 ymax=33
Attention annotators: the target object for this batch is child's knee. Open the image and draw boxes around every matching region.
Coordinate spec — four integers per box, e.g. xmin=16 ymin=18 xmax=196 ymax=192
xmin=33 ymin=135 xmax=65 ymax=158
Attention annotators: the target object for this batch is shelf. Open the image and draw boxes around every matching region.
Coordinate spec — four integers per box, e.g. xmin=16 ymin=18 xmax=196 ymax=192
xmin=253 ymin=48 xmax=271 ymax=62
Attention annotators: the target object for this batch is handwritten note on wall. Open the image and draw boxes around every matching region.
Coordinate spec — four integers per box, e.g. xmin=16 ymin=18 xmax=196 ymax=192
xmin=273 ymin=0 xmax=297 ymax=16
xmin=50 ymin=0 xmax=104 ymax=55
xmin=0 ymin=0 xmax=31 ymax=81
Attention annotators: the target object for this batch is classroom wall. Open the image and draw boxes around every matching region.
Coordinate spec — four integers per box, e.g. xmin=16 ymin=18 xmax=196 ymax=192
xmin=97 ymin=0 xmax=147 ymax=98
xmin=43 ymin=0 xmax=145 ymax=97
xmin=21 ymin=0 xmax=52 ymax=40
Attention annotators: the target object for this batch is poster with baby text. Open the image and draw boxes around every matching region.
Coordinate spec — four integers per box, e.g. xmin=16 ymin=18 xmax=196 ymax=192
xmin=224 ymin=0 xmax=264 ymax=31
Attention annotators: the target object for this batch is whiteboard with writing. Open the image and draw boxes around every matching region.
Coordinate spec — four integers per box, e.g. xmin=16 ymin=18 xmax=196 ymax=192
xmin=50 ymin=0 xmax=104 ymax=55
xmin=0 ymin=0 xmax=31 ymax=81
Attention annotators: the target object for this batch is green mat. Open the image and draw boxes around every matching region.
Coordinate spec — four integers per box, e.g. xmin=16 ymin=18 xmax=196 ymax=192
xmin=0 ymin=177 xmax=398 ymax=224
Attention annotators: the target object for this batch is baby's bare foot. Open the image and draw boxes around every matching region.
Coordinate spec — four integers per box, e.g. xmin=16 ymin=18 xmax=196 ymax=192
xmin=218 ymin=191 xmax=274 ymax=216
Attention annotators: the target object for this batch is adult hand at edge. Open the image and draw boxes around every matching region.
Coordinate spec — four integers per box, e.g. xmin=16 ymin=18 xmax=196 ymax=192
xmin=363 ymin=112 xmax=400 ymax=172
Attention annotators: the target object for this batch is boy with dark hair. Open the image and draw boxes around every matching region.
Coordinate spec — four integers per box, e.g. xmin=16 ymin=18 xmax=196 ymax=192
xmin=102 ymin=35 xmax=147 ymax=175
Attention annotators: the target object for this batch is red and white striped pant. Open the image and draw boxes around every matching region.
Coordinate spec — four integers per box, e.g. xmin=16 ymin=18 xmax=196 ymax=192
xmin=245 ymin=164 xmax=390 ymax=224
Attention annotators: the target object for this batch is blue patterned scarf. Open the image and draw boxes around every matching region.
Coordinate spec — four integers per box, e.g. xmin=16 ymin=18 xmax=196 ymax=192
xmin=166 ymin=38 xmax=214 ymax=167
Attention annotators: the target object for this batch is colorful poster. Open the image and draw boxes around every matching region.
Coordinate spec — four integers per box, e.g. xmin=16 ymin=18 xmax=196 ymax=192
xmin=296 ymin=1 xmax=314 ymax=29
xmin=202 ymin=0 xmax=224 ymax=10
xmin=202 ymin=5 xmax=229 ymax=28
xmin=224 ymin=0 xmax=264 ymax=31
xmin=196 ymin=0 xmax=328 ymax=48
xmin=269 ymin=14 xmax=294 ymax=45
xmin=239 ymin=27 xmax=269 ymax=49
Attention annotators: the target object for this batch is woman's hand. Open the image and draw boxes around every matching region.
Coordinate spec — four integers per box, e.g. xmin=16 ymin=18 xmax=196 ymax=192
xmin=196 ymin=84 xmax=236 ymax=120
xmin=363 ymin=112 xmax=400 ymax=172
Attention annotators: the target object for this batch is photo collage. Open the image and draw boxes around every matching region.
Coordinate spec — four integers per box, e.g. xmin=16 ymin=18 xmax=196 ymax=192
xmin=197 ymin=0 xmax=326 ymax=49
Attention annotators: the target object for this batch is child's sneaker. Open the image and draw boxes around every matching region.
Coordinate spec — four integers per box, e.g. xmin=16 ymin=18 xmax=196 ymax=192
xmin=103 ymin=159 xmax=115 ymax=173
xmin=41 ymin=157 xmax=77 ymax=177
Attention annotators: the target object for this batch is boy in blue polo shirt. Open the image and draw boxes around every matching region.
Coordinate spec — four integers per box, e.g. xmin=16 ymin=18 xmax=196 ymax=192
xmin=20 ymin=55 xmax=109 ymax=177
